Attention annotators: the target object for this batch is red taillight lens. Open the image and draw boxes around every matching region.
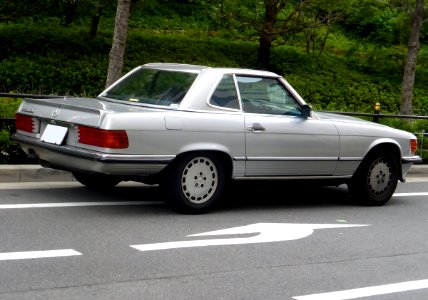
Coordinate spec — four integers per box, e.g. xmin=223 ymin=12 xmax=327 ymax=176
xmin=410 ymin=139 xmax=418 ymax=155
xmin=15 ymin=113 xmax=40 ymax=133
xmin=78 ymin=126 xmax=128 ymax=149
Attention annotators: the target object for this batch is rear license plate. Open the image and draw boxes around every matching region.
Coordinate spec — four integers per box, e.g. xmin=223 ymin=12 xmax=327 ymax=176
xmin=41 ymin=124 xmax=68 ymax=145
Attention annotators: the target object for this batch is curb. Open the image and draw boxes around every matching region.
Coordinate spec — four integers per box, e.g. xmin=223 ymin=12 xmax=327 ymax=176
xmin=0 ymin=165 xmax=75 ymax=183
xmin=0 ymin=164 xmax=427 ymax=183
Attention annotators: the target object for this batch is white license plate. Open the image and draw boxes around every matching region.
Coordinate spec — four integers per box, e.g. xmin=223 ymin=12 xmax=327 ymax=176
xmin=41 ymin=124 xmax=68 ymax=145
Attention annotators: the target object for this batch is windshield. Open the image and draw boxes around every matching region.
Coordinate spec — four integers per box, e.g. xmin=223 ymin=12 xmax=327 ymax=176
xmin=101 ymin=68 xmax=198 ymax=106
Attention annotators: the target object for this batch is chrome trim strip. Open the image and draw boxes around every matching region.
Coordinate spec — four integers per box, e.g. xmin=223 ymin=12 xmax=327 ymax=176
xmin=12 ymin=133 xmax=175 ymax=164
xmin=402 ymin=156 xmax=422 ymax=164
xmin=234 ymin=175 xmax=352 ymax=180
xmin=246 ymin=157 xmax=339 ymax=161
xmin=233 ymin=157 xmax=246 ymax=161
xmin=337 ymin=157 xmax=363 ymax=161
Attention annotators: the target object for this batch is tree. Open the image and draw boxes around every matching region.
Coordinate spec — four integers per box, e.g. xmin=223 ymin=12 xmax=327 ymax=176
xmin=255 ymin=0 xmax=347 ymax=69
xmin=89 ymin=0 xmax=114 ymax=38
xmin=400 ymin=0 xmax=427 ymax=115
xmin=105 ymin=0 xmax=131 ymax=88
xmin=257 ymin=0 xmax=286 ymax=69
xmin=302 ymin=0 xmax=346 ymax=57
xmin=0 ymin=0 xmax=58 ymax=21
xmin=61 ymin=0 xmax=80 ymax=25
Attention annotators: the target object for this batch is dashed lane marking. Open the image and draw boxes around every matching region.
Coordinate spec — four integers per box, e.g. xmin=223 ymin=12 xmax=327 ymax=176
xmin=394 ymin=192 xmax=428 ymax=197
xmin=293 ymin=279 xmax=428 ymax=300
xmin=0 ymin=201 xmax=161 ymax=209
xmin=0 ymin=249 xmax=82 ymax=261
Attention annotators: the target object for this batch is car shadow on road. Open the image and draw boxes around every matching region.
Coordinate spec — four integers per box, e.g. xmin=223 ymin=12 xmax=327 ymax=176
xmin=221 ymin=180 xmax=353 ymax=211
xmin=65 ymin=181 xmax=357 ymax=214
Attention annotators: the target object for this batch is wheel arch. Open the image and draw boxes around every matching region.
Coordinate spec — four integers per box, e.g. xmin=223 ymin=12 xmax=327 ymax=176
xmin=360 ymin=141 xmax=403 ymax=181
xmin=163 ymin=149 xmax=234 ymax=181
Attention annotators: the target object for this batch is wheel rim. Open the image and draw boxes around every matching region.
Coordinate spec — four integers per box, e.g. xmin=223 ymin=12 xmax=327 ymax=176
xmin=367 ymin=158 xmax=392 ymax=196
xmin=181 ymin=157 xmax=218 ymax=204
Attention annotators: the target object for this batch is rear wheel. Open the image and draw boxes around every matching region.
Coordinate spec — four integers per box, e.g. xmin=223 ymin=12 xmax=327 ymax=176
xmin=162 ymin=153 xmax=226 ymax=214
xmin=72 ymin=171 xmax=120 ymax=189
xmin=348 ymin=151 xmax=399 ymax=206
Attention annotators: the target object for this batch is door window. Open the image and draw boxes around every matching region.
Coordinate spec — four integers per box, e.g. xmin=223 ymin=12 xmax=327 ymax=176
xmin=236 ymin=76 xmax=301 ymax=116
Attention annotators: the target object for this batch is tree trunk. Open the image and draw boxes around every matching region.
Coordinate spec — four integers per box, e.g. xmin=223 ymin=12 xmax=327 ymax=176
xmin=62 ymin=0 xmax=79 ymax=26
xmin=105 ymin=0 xmax=131 ymax=89
xmin=400 ymin=0 xmax=425 ymax=115
xmin=256 ymin=0 xmax=285 ymax=70
xmin=89 ymin=0 xmax=103 ymax=39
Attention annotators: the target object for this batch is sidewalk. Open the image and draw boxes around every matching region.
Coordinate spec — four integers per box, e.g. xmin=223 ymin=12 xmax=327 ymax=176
xmin=0 ymin=164 xmax=427 ymax=183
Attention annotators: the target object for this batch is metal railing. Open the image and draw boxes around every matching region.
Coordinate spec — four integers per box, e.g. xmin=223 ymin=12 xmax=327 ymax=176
xmin=323 ymin=110 xmax=428 ymax=121
xmin=414 ymin=130 xmax=426 ymax=159
xmin=0 ymin=92 xmax=63 ymax=99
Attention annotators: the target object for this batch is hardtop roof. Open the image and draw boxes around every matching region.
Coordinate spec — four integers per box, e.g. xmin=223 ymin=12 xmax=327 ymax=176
xmin=142 ymin=62 xmax=280 ymax=77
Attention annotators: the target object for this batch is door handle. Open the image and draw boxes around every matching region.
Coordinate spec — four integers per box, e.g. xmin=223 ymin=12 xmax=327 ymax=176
xmin=247 ymin=123 xmax=265 ymax=132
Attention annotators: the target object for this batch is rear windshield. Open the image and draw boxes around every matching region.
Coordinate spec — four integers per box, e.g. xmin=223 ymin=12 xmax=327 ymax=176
xmin=101 ymin=68 xmax=198 ymax=106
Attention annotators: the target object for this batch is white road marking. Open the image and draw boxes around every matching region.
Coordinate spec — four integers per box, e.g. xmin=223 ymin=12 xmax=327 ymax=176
xmin=0 ymin=192 xmax=423 ymax=210
xmin=0 ymin=249 xmax=82 ymax=261
xmin=0 ymin=182 xmax=82 ymax=189
xmin=0 ymin=201 xmax=161 ymax=209
xmin=131 ymin=223 xmax=369 ymax=252
xmin=293 ymin=279 xmax=428 ymax=300
xmin=394 ymin=192 xmax=428 ymax=197
xmin=0 ymin=182 xmax=146 ymax=189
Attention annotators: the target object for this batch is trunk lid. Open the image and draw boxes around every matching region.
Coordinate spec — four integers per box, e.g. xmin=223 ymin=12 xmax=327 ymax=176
xmin=18 ymin=97 xmax=150 ymax=127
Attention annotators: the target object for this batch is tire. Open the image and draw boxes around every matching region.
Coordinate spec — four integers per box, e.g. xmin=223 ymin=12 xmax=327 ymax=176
xmin=348 ymin=151 xmax=399 ymax=206
xmin=72 ymin=171 xmax=120 ymax=189
xmin=162 ymin=153 xmax=226 ymax=214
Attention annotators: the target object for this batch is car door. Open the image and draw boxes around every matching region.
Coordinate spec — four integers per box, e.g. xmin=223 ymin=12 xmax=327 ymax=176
xmin=236 ymin=75 xmax=340 ymax=177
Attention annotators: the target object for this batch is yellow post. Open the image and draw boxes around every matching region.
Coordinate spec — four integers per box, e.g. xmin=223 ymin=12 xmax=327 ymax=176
xmin=373 ymin=102 xmax=381 ymax=122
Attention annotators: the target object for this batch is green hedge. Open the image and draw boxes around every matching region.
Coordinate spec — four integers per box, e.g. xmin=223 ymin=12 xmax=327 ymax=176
xmin=1 ymin=23 xmax=428 ymax=116
xmin=1 ymin=23 xmax=428 ymax=162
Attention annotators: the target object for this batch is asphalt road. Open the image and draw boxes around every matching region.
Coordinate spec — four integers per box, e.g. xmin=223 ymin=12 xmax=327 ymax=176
xmin=1 ymin=180 xmax=428 ymax=300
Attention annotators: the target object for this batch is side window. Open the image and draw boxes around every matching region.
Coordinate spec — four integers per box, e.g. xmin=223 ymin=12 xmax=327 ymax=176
xmin=237 ymin=76 xmax=301 ymax=116
xmin=209 ymin=75 xmax=240 ymax=110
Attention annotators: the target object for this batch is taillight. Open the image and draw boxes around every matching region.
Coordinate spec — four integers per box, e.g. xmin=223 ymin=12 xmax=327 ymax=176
xmin=410 ymin=139 xmax=418 ymax=155
xmin=15 ymin=113 xmax=40 ymax=133
xmin=78 ymin=126 xmax=128 ymax=149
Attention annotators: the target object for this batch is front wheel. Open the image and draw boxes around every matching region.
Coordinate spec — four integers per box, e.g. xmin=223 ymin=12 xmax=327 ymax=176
xmin=162 ymin=153 xmax=226 ymax=214
xmin=348 ymin=152 xmax=399 ymax=206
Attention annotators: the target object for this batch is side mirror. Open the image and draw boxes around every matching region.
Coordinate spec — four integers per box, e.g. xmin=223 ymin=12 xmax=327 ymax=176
xmin=301 ymin=105 xmax=312 ymax=118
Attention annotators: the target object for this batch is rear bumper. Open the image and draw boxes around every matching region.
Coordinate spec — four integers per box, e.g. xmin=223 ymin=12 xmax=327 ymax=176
xmin=12 ymin=133 xmax=173 ymax=176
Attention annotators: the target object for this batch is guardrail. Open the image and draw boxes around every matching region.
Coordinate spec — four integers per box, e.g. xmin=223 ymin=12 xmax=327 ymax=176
xmin=0 ymin=92 xmax=63 ymax=99
xmin=323 ymin=110 xmax=428 ymax=121
xmin=1 ymin=93 xmax=427 ymax=161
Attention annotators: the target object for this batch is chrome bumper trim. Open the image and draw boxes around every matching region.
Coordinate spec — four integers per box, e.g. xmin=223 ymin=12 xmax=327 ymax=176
xmin=402 ymin=156 xmax=422 ymax=164
xmin=12 ymin=133 xmax=175 ymax=164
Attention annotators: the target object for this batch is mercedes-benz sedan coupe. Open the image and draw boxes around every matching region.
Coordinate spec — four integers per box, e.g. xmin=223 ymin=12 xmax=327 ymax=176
xmin=13 ymin=63 xmax=421 ymax=213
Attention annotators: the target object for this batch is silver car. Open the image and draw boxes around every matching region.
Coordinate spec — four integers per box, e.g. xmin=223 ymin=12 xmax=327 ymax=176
xmin=13 ymin=63 xmax=421 ymax=213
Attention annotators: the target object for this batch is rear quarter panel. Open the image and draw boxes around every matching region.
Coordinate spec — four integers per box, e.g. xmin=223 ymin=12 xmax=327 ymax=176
xmin=101 ymin=110 xmax=246 ymax=158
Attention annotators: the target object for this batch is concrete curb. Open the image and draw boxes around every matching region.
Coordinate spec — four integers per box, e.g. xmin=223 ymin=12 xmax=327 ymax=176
xmin=0 ymin=165 xmax=75 ymax=183
xmin=0 ymin=164 xmax=427 ymax=183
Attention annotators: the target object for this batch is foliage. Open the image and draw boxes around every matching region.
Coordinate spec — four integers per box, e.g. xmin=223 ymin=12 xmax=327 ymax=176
xmin=0 ymin=96 xmax=28 ymax=164
xmin=1 ymin=21 xmax=428 ymax=115
xmin=1 ymin=0 xmax=428 ymax=162
xmin=0 ymin=23 xmax=111 ymax=95
xmin=0 ymin=96 xmax=21 ymax=117
xmin=340 ymin=0 xmax=406 ymax=45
